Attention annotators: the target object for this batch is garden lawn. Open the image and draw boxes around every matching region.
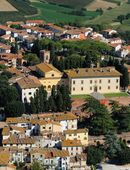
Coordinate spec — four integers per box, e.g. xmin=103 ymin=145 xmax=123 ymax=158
xmin=104 ymin=92 xmax=129 ymax=98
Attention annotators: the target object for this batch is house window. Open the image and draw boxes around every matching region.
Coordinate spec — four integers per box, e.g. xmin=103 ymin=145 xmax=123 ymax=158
xmin=49 ymin=127 xmax=51 ymax=129
xmin=108 ymin=80 xmax=111 ymax=83
xmin=81 ymin=80 xmax=84 ymax=84
xmin=99 ymin=80 xmax=102 ymax=83
xmin=81 ymin=87 xmax=83 ymax=91
xmin=69 ymin=134 xmax=72 ymax=136
xmin=99 ymin=86 xmax=101 ymax=90
xmin=71 ymin=147 xmax=73 ymax=151
xmin=116 ymin=79 xmax=119 ymax=83
xmin=116 ymin=86 xmax=118 ymax=89
xmin=51 ymin=74 xmax=54 ymax=77
xmin=73 ymin=87 xmax=75 ymax=91
xmin=90 ymin=80 xmax=92 ymax=84
xmin=90 ymin=87 xmax=92 ymax=90
xmin=29 ymin=92 xmax=32 ymax=95
xmin=108 ymin=86 xmax=110 ymax=90
xmin=72 ymin=125 xmax=74 ymax=128
xmin=76 ymin=147 xmax=78 ymax=151
xmin=73 ymin=80 xmax=75 ymax=84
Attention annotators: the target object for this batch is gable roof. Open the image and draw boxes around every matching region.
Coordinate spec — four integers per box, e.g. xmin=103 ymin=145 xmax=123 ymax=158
xmin=64 ymin=67 xmax=122 ymax=78
xmin=31 ymin=148 xmax=69 ymax=158
xmin=36 ymin=63 xmax=61 ymax=74
xmin=17 ymin=75 xmax=41 ymax=89
xmin=62 ymin=140 xmax=82 ymax=147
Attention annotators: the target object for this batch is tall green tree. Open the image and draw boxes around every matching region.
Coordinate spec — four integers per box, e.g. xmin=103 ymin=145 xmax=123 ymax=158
xmin=104 ymin=131 xmax=122 ymax=159
xmin=87 ymin=145 xmax=105 ymax=165
xmin=84 ymin=98 xmax=114 ymax=135
xmin=24 ymin=53 xmax=40 ymax=66
xmin=5 ymin=101 xmax=25 ymax=117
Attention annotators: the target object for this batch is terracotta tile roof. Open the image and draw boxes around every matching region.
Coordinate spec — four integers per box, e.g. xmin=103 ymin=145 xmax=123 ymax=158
xmin=26 ymin=20 xmax=44 ymax=24
xmin=123 ymin=45 xmax=130 ymax=51
xmin=0 ymin=151 xmax=10 ymax=165
xmin=32 ymin=112 xmax=78 ymax=121
xmin=31 ymin=148 xmax=69 ymax=158
xmin=0 ymin=122 xmax=8 ymax=129
xmin=6 ymin=117 xmax=30 ymax=124
xmin=2 ymin=136 xmax=35 ymax=145
xmin=62 ymin=139 xmax=82 ymax=147
xmin=7 ymin=67 xmax=24 ymax=76
xmin=2 ymin=126 xmax=10 ymax=136
xmin=16 ymin=75 xmax=41 ymax=89
xmin=6 ymin=21 xmax=23 ymax=25
xmin=10 ymin=125 xmax=25 ymax=134
xmin=70 ymin=153 xmax=87 ymax=163
xmin=0 ymin=53 xmax=23 ymax=60
xmin=54 ymin=113 xmax=78 ymax=121
xmin=64 ymin=67 xmax=122 ymax=78
xmin=36 ymin=63 xmax=61 ymax=74
xmin=64 ymin=128 xmax=88 ymax=134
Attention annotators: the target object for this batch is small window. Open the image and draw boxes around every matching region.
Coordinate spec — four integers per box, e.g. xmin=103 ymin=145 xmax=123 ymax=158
xmin=108 ymin=86 xmax=110 ymax=90
xmin=72 ymin=125 xmax=74 ymax=128
xmin=73 ymin=87 xmax=75 ymax=91
xmin=69 ymin=134 xmax=72 ymax=136
xmin=108 ymin=80 xmax=110 ymax=83
xmin=99 ymin=86 xmax=101 ymax=90
xmin=116 ymin=86 xmax=118 ymax=89
xmin=81 ymin=87 xmax=83 ymax=91
xmin=51 ymin=74 xmax=54 ymax=77
xmin=73 ymin=80 xmax=75 ymax=84
xmin=71 ymin=147 xmax=73 ymax=151
xmin=76 ymin=147 xmax=78 ymax=151
xmin=49 ymin=127 xmax=51 ymax=129
xmin=90 ymin=87 xmax=92 ymax=90
xmin=90 ymin=80 xmax=92 ymax=84
xmin=99 ymin=80 xmax=102 ymax=83
xmin=81 ymin=80 xmax=84 ymax=84
xmin=29 ymin=92 xmax=32 ymax=95
xmin=116 ymin=79 xmax=119 ymax=83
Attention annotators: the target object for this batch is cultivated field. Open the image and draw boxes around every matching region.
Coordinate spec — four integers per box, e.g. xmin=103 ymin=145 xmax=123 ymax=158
xmin=0 ymin=0 xmax=17 ymax=11
xmin=30 ymin=1 xmax=99 ymax=23
xmin=43 ymin=0 xmax=94 ymax=9
xmin=87 ymin=0 xmax=117 ymax=11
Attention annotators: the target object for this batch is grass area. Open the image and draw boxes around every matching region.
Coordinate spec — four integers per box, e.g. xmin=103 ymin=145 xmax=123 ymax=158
xmin=87 ymin=2 xmax=130 ymax=26
xmin=71 ymin=94 xmax=90 ymax=99
xmin=104 ymin=92 xmax=129 ymax=98
xmin=29 ymin=1 xmax=99 ymax=23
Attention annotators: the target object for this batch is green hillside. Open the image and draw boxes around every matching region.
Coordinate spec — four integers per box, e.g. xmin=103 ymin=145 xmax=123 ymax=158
xmin=29 ymin=1 xmax=100 ymax=23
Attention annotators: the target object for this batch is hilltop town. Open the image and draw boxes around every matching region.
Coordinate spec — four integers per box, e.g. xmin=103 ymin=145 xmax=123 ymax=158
xmin=1 ymin=20 xmax=130 ymax=170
